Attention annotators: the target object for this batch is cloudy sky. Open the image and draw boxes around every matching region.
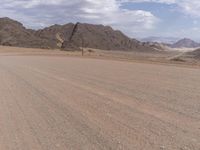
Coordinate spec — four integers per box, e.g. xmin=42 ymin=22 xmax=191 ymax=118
xmin=1 ymin=0 xmax=200 ymax=40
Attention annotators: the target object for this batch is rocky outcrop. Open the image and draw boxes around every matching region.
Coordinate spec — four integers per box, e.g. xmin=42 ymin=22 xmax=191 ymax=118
xmin=0 ymin=17 xmax=162 ymax=52
xmin=0 ymin=17 xmax=49 ymax=48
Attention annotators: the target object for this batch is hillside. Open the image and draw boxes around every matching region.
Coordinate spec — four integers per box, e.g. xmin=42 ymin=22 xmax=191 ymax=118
xmin=34 ymin=23 xmax=75 ymax=49
xmin=0 ymin=17 xmax=49 ymax=48
xmin=0 ymin=17 xmax=162 ymax=52
xmin=186 ymin=48 xmax=200 ymax=59
xmin=36 ymin=22 xmax=158 ymax=52
xmin=62 ymin=23 xmax=137 ymax=51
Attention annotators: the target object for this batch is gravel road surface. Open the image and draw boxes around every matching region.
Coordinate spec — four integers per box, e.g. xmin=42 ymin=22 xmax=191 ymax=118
xmin=0 ymin=55 xmax=200 ymax=150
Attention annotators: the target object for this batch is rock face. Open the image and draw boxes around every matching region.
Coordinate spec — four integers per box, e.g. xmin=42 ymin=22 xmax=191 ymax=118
xmin=37 ymin=22 xmax=158 ymax=52
xmin=0 ymin=17 xmax=49 ymax=48
xmin=62 ymin=23 xmax=142 ymax=51
xmin=0 ymin=17 xmax=160 ymax=52
xmin=34 ymin=23 xmax=75 ymax=49
xmin=171 ymin=38 xmax=200 ymax=48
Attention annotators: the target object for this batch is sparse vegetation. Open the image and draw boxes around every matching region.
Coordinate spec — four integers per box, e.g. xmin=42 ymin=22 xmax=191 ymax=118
xmin=171 ymin=57 xmax=186 ymax=62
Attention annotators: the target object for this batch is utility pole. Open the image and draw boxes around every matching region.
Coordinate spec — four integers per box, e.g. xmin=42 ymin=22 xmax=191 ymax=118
xmin=81 ymin=36 xmax=84 ymax=56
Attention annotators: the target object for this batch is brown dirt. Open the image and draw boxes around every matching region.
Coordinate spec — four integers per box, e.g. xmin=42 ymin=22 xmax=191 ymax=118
xmin=0 ymin=47 xmax=200 ymax=150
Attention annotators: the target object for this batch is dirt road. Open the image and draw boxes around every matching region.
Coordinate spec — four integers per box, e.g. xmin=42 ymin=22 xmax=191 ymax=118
xmin=0 ymin=55 xmax=200 ymax=150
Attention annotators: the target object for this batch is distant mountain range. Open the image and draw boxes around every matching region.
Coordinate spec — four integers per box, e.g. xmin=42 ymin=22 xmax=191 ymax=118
xmin=141 ymin=36 xmax=180 ymax=44
xmin=142 ymin=36 xmax=200 ymax=49
xmin=0 ymin=17 xmax=163 ymax=52
xmin=2 ymin=17 xmax=200 ymax=53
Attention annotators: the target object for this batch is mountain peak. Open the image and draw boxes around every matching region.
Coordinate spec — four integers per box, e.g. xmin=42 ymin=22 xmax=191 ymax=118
xmin=171 ymin=38 xmax=200 ymax=48
xmin=0 ymin=17 xmax=160 ymax=52
xmin=0 ymin=17 xmax=23 ymax=26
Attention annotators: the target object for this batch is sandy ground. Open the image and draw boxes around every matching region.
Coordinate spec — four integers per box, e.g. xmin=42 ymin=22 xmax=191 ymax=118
xmin=0 ymin=49 xmax=200 ymax=150
xmin=1 ymin=45 xmax=199 ymax=66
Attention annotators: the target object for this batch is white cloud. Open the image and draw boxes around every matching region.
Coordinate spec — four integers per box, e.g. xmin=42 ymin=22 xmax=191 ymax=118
xmin=1 ymin=0 xmax=200 ymax=38
xmin=179 ymin=1 xmax=200 ymax=17
xmin=119 ymin=0 xmax=176 ymax=4
xmin=122 ymin=0 xmax=200 ymax=18
xmin=0 ymin=0 xmax=158 ymax=37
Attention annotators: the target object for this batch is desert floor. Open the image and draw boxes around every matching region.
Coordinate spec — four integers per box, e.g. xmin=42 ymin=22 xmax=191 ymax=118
xmin=0 ymin=46 xmax=200 ymax=150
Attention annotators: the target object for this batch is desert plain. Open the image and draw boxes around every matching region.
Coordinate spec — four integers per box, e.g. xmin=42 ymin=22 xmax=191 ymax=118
xmin=0 ymin=46 xmax=200 ymax=150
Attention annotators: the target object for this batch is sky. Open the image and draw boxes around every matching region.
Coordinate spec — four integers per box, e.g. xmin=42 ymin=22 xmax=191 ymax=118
xmin=1 ymin=0 xmax=200 ymax=40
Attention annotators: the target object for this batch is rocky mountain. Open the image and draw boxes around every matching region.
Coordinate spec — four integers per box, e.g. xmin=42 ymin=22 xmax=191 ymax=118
xmin=0 ymin=17 xmax=49 ymax=48
xmin=61 ymin=23 xmax=159 ymax=51
xmin=171 ymin=38 xmax=200 ymax=48
xmin=35 ymin=22 xmax=159 ymax=52
xmin=34 ymin=23 xmax=75 ymax=49
xmin=0 ymin=17 xmax=163 ymax=52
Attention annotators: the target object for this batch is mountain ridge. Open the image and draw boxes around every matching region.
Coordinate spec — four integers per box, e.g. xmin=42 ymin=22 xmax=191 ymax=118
xmin=171 ymin=38 xmax=200 ymax=48
xmin=0 ymin=17 xmax=50 ymax=48
xmin=0 ymin=17 xmax=162 ymax=52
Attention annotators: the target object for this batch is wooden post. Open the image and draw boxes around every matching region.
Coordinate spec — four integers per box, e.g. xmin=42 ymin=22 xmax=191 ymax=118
xmin=81 ymin=37 xmax=84 ymax=56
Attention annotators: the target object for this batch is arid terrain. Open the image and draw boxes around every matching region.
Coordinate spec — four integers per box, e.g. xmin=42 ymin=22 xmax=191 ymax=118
xmin=0 ymin=46 xmax=200 ymax=150
xmin=0 ymin=17 xmax=159 ymax=51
